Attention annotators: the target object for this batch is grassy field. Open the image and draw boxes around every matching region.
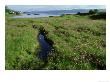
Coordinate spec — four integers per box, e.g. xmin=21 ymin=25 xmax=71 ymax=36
xmin=5 ymin=14 xmax=106 ymax=70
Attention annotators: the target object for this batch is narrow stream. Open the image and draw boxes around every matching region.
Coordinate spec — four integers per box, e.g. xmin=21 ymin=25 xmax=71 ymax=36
xmin=38 ymin=33 xmax=53 ymax=61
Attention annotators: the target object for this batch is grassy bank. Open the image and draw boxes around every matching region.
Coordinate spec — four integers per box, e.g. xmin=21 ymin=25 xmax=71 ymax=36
xmin=5 ymin=14 xmax=106 ymax=70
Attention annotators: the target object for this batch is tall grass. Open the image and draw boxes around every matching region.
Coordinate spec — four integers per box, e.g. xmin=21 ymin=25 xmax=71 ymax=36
xmin=5 ymin=14 xmax=106 ymax=70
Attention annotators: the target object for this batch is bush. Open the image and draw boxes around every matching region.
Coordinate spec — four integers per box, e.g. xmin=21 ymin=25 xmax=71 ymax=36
xmin=89 ymin=9 xmax=98 ymax=14
xmin=90 ymin=12 xmax=106 ymax=19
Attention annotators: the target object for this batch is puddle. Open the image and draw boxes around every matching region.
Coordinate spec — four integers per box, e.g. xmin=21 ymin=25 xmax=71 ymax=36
xmin=38 ymin=33 xmax=53 ymax=61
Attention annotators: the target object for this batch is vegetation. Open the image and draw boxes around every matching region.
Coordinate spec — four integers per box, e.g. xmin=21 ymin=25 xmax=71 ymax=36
xmin=5 ymin=6 xmax=21 ymax=16
xmin=90 ymin=12 xmax=106 ymax=19
xmin=77 ymin=9 xmax=106 ymax=19
xmin=89 ymin=9 xmax=98 ymax=14
xmin=5 ymin=10 xmax=106 ymax=70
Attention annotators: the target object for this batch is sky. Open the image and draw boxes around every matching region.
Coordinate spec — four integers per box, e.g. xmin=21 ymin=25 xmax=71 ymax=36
xmin=7 ymin=5 xmax=106 ymax=12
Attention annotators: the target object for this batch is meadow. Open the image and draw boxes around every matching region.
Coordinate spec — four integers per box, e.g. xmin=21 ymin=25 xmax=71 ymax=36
xmin=5 ymin=12 xmax=106 ymax=70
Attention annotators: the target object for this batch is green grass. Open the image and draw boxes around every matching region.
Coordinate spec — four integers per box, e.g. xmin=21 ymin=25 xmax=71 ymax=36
xmin=5 ymin=14 xmax=106 ymax=70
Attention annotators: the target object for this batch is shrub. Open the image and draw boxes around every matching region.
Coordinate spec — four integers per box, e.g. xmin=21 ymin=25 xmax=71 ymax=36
xmin=90 ymin=12 xmax=106 ymax=19
xmin=89 ymin=9 xmax=98 ymax=14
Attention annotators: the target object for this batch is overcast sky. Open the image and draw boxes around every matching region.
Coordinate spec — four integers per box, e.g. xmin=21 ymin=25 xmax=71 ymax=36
xmin=7 ymin=5 xmax=106 ymax=12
